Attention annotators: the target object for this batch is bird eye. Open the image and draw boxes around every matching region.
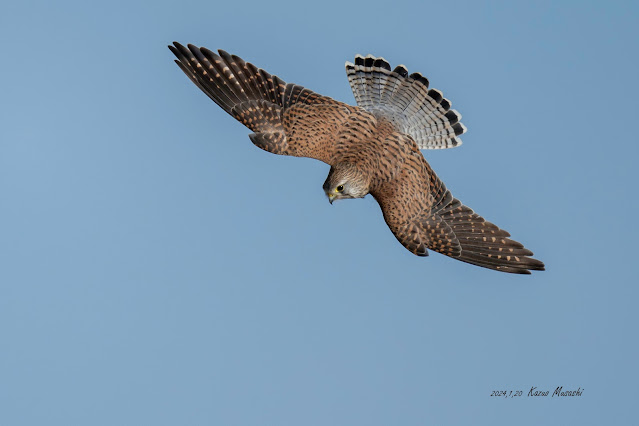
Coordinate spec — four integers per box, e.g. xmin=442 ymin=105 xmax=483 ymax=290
xmin=336 ymin=185 xmax=344 ymax=192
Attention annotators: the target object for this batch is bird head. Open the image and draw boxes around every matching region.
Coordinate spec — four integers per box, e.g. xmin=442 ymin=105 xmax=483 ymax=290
xmin=323 ymin=163 xmax=370 ymax=204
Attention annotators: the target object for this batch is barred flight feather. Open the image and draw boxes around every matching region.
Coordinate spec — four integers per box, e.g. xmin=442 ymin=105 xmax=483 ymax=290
xmin=346 ymin=54 xmax=467 ymax=149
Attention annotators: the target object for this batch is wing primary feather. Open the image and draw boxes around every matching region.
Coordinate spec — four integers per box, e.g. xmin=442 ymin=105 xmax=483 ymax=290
xmin=169 ymin=42 xmax=351 ymax=164
xmin=171 ymin=43 xmax=235 ymax=112
xmin=218 ymin=49 xmax=258 ymax=101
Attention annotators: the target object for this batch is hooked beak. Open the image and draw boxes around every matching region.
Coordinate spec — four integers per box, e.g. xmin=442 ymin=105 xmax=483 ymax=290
xmin=327 ymin=193 xmax=336 ymax=204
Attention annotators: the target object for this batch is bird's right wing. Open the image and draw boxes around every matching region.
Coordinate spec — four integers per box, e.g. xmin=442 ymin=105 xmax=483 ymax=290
xmin=372 ymin=151 xmax=544 ymax=274
xmin=170 ymin=43 xmax=354 ymax=164
xmin=346 ymin=55 xmax=466 ymax=150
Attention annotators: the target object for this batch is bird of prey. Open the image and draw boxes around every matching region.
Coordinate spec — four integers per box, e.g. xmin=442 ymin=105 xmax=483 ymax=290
xmin=169 ymin=42 xmax=544 ymax=274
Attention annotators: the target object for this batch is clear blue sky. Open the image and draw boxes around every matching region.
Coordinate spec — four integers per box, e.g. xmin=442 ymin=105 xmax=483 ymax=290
xmin=2 ymin=0 xmax=637 ymax=425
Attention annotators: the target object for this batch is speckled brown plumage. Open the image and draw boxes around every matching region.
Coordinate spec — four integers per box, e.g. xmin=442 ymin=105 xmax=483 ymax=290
xmin=169 ymin=42 xmax=545 ymax=274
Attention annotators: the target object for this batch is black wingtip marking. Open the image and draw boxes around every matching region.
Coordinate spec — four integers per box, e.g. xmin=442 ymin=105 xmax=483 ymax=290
xmin=174 ymin=42 xmax=191 ymax=57
xmin=416 ymin=246 xmax=429 ymax=256
xmin=199 ymin=46 xmax=219 ymax=60
xmin=452 ymin=123 xmax=465 ymax=136
xmin=364 ymin=56 xmax=375 ymax=67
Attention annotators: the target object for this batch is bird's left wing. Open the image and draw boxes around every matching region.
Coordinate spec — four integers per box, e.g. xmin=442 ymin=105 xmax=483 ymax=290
xmin=169 ymin=42 xmax=354 ymax=164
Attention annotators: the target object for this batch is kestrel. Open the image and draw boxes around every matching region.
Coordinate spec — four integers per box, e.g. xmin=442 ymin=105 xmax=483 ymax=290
xmin=169 ymin=42 xmax=544 ymax=274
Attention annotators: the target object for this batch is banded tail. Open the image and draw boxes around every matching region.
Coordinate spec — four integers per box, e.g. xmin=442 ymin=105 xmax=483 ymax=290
xmin=346 ymin=54 xmax=467 ymax=149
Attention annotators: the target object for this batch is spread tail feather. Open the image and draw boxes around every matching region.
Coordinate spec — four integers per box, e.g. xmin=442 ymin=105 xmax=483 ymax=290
xmin=346 ymin=54 xmax=466 ymax=150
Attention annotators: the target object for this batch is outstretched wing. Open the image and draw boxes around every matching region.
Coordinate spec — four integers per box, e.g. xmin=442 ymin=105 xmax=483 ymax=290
xmin=372 ymin=150 xmax=544 ymax=274
xmin=346 ymin=55 xmax=466 ymax=150
xmin=169 ymin=42 xmax=354 ymax=164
